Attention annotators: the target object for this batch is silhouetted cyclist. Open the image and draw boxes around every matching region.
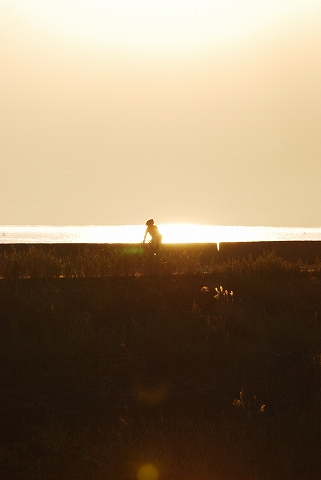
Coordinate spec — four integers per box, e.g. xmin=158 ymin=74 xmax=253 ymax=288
xmin=143 ymin=219 xmax=162 ymax=254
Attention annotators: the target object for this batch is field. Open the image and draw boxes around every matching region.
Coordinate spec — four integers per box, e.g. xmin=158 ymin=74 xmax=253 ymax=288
xmin=0 ymin=243 xmax=321 ymax=479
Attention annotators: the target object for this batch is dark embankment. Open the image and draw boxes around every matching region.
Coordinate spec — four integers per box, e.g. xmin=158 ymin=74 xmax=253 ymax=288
xmin=0 ymin=244 xmax=321 ymax=479
xmin=1 ymin=240 xmax=320 ymax=263
xmin=218 ymin=240 xmax=321 ymax=263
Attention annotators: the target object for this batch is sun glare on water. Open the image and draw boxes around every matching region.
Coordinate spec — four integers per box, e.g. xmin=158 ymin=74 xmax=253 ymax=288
xmin=78 ymin=224 xmax=243 ymax=244
xmin=77 ymin=224 xmax=321 ymax=244
xmin=76 ymin=224 xmax=299 ymax=244
xmin=1 ymin=225 xmax=320 ymax=244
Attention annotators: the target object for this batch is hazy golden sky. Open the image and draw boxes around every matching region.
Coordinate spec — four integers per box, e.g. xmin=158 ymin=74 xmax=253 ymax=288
xmin=1 ymin=1 xmax=321 ymax=227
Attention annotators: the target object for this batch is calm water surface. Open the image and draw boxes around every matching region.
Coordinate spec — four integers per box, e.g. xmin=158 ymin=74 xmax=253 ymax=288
xmin=1 ymin=225 xmax=321 ymax=244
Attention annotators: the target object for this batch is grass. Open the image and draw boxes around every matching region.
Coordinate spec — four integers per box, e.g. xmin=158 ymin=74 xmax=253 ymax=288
xmin=0 ymin=244 xmax=208 ymax=279
xmin=0 ymin=245 xmax=321 ymax=478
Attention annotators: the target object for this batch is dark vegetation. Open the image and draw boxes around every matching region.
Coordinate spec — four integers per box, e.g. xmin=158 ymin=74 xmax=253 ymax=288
xmin=0 ymin=244 xmax=321 ymax=479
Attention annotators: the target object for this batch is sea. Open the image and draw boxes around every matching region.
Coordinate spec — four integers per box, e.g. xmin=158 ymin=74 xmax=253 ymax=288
xmin=0 ymin=225 xmax=321 ymax=245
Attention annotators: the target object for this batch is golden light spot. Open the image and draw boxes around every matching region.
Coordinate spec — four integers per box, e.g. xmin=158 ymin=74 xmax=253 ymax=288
xmin=137 ymin=463 xmax=159 ymax=480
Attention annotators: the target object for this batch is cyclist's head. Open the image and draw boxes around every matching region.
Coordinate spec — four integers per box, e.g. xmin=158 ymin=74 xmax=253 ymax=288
xmin=146 ymin=219 xmax=154 ymax=226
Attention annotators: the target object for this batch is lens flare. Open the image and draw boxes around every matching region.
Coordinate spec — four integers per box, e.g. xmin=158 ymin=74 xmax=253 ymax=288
xmin=137 ymin=463 xmax=159 ymax=480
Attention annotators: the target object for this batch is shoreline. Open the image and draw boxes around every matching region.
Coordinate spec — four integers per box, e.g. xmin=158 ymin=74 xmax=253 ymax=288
xmin=0 ymin=240 xmax=320 ymax=263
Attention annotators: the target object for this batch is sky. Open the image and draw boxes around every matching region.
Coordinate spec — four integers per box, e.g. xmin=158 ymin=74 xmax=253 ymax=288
xmin=1 ymin=0 xmax=321 ymax=227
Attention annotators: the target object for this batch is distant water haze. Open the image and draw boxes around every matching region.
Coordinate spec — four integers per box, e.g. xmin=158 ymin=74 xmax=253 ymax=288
xmin=1 ymin=225 xmax=321 ymax=245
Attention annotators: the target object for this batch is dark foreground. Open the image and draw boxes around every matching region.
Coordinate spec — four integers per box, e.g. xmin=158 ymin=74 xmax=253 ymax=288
xmin=0 ymin=243 xmax=321 ymax=479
